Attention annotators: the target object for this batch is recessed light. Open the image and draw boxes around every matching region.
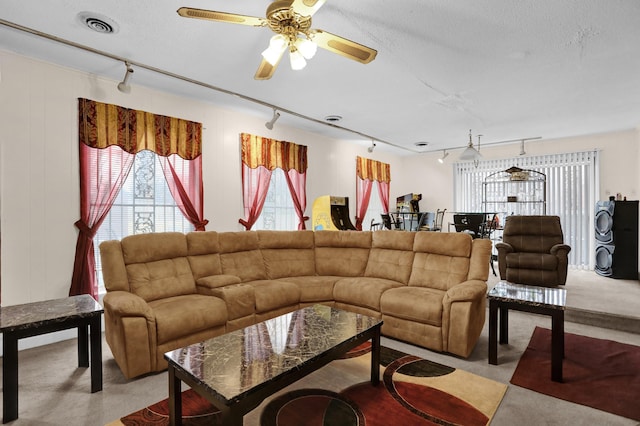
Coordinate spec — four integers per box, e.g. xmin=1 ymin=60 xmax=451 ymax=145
xmin=414 ymin=141 xmax=429 ymax=147
xmin=77 ymin=12 xmax=119 ymax=34
xmin=324 ymin=115 xmax=342 ymax=123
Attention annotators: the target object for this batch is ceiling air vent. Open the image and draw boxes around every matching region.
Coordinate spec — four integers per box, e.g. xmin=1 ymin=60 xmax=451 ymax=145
xmin=77 ymin=12 xmax=119 ymax=34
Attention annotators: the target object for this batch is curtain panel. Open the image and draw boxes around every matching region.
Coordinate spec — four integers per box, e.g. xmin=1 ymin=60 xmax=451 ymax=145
xmin=71 ymin=98 xmax=205 ymax=300
xmin=355 ymin=156 xmax=391 ymax=229
xmin=239 ymin=133 xmax=308 ymax=230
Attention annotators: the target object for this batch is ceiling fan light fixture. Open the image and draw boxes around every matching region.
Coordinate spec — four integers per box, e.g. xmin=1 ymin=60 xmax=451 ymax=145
xmin=261 ymin=35 xmax=287 ymax=66
xmin=459 ymin=129 xmax=482 ymax=161
xmin=295 ymin=37 xmax=317 ymax=60
xmin=289 ymin=48 xmax=307 ymax=70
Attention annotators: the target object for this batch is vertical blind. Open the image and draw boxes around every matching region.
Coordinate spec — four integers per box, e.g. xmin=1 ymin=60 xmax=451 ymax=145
xmin=454 ymin=150 xmax=599 ymax=269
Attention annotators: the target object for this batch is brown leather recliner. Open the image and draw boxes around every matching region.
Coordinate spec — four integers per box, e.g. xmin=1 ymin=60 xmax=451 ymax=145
xmin=496 ymin=215 xmax=571 ymax=287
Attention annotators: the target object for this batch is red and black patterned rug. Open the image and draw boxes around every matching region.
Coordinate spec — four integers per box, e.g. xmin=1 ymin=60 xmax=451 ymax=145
xmin=110 ymin=346 xmax=507 ymax=426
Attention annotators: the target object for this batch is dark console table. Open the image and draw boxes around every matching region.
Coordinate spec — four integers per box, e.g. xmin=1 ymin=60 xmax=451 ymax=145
xmin=0 ymin=295 xmax=103 ymax=423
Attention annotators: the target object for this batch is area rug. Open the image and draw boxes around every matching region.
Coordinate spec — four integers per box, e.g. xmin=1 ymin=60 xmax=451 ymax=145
xmin=510 ymin=326 xmax=640 ymax=421
xmin=109 ymin=346 xmax=507 ymax=426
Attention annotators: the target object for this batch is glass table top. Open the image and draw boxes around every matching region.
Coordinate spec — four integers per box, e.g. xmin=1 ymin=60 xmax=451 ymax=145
xmin=164 ymin=304 xmax=381 ymax=404
xmin=487 ymin=281 xmax=567 ymax=308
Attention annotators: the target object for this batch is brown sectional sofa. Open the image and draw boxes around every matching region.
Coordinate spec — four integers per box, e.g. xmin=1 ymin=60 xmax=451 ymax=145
xmin=100 ymin=230 xmax=491 ymax=379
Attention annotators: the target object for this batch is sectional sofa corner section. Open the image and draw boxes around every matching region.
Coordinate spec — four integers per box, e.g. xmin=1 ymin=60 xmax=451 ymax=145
xmin=99 ymin=229 xmax=491 ymax=379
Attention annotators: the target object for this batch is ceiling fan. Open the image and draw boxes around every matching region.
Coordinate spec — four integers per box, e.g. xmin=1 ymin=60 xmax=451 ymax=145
xmin=177 ymin=0 xmax=378 ymax=80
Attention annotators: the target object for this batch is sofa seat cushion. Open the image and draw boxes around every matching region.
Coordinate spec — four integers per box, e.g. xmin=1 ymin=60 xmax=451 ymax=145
xmin=148 ymin=294 xmax=228 ymax=344
xmin=333 ymin=277 xmax=404 ymax=311
xmin=247 ymin=280 xmax=300 ymax=313
xmin=278 ymin=276 xmax=342 ymax=302
xmin=380 ymin=287 xmax=445 ymax=327
xmin=506 ymin=252 xmax=559 ymax=271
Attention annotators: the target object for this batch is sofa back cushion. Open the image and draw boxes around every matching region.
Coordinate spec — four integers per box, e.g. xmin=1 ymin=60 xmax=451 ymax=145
xmin=409 ymin=232 xmax=472 ymax=291
xmin=314 ymin=231 xmax=371 ymax=276
xmin=364 ymin=231 xmax=415 ymax=283
xmin=258 ymin=230 xmax=316 ymax=279
xmin=502 ymin=215 xmax=565 ymax=253
xmin=186 ymin=231 xmax=223 ymax=280
xmin=120 ymin=232 xmax=196 ymax=301
xmin=219 ymin=231 xmax=267 ymax=282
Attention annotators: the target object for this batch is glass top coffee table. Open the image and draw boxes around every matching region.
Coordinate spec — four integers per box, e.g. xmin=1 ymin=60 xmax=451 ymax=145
xmin=164 ymin=304 xmax=382 ymax=426
xmin=487 ymin=281 xmax=567 ymax=382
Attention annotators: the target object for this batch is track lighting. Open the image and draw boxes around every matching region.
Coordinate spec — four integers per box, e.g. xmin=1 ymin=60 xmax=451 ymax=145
xmin=367 ymin=140 xmax=376 ymax=153
xmin=117 ymin=61 xmax=133 ymax=93
xmin=520 ymin=139 xmax=526 ymax=156
xmin=438 ymin=150 xmax=449 ymax=164
xmin=265 ymin=108 xmax=280 ymax=130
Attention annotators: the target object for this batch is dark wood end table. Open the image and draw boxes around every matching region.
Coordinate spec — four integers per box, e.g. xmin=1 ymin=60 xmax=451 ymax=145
xmin=487 ymin=281 xmax=566 ymax=382
xmin=0 ymin=295 xmax=103 ymax=423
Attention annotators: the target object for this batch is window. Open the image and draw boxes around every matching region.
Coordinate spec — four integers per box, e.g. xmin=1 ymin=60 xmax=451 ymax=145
xmin=253 ymin=168 xmax=297 ymax=230
xmin=454 ymin=150 xmax=598 ymax=269
xmin=93 ymin=150 xmax=193 ymax=291
xmin=362 ymin=183 xmax=384 ymax=230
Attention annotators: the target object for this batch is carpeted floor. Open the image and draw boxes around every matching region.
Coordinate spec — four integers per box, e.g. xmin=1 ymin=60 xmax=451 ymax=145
xmin=109 ymin=346 xmax=507 ymax=426
xmin=510 ymin=326 xmax=640 ymax=422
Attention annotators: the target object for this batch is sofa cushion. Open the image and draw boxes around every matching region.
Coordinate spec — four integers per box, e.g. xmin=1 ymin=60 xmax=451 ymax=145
xmin=278 ymin=276 xmax=341 ymax=303
xmin=333 ymin=277 xmax=404 ymax=311
xmin=121 ymin=232 xmax=188 ymax=264
xmin=186 ymin=231 xmax=223 ymax=280
xmin=196 ymin=274 xmax=242 ymax=289
xmin=219 ymin=232 xmax=267 ymax=282
xmin=364 ymin=231 xmax=415 ymax=283
xmin=380 ymin=286 xmax=445 ymax=327
xmin=258 ymin=230 xmax=316 ymax=279
xmin=506 ymin=252 xmax=559 ymax=271
xmin=247 ymin=280 xmax=300 ymax=313
xmin=314 ymin=231 xmax=371 ymax=276
xmin=409 ymin=232 xmax=472 ymax=291
xmin=148 ymin=294 xmax=228 ymax=344
xmin=126 ymin=258 xmax=196 ymax=302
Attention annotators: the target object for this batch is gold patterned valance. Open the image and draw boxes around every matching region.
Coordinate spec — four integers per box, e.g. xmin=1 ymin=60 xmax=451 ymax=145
xmin=78 ymin=98 xmax=202 ymax=160
xmin=240 ymin=133 xmax=307 ymax=173
xmin=356 ymin=156 xmax=391 ymax=183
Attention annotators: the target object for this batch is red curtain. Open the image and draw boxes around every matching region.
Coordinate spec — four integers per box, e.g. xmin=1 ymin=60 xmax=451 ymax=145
xmin=355 ymin=178 xmax=374 ymax=231
xmin=71 ymin=98 xmax=204 ymax=299
xmin=285 ymin=169 xmax=309 ymax=230
xmin=239 ymin=133 xmax=308 ymax=230
xmin=239 ymin=164 xmax=273 ymax=230
xmin=355 ymin=156 xmax=391 ymax=229
xmin=70 ymin=144 xmax=135 ymax=300
xmin=377 ymin=181 xmax=390 ymax=214
xmin=158 ymin=154 xmax=208 ymax=231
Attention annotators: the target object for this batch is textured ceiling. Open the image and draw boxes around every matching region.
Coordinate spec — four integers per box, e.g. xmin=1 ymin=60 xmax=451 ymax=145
xmin=1 ymin=0 xmax=639 ymax=155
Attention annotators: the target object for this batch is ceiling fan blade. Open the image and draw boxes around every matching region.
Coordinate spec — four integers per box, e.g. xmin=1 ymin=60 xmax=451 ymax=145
xmin=312 ymin=30 xmax=377 ymax=64
xmin=255 ymin=53 xmax=284 ymax=80
xmin=177 ymin=7 xmax=265 ymax=27
xmin=291 ymin=0 xmax=327 ymax=16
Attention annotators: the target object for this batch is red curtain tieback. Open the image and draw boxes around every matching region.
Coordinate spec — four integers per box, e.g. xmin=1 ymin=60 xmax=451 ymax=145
xmin=74 ymin=220 xmax=97 ymax=239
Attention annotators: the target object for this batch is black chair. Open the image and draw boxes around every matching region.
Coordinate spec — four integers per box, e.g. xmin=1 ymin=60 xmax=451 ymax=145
xmin=453 ymin=213 xmax=485 ymax=238
xmin=370 ymin=218 xmax=381 ymax=231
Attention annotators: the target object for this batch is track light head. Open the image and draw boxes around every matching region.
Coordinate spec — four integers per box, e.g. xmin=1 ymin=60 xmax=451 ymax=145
xmin=367 ymin=140 xmax=376 ymax=153
xmin=117 ymin=61 xmax=134 ymax=93
xmin=438 ymin=150 xmax=449 ymax=164
xmin=265 ymin=109 xmax=280 ymax=130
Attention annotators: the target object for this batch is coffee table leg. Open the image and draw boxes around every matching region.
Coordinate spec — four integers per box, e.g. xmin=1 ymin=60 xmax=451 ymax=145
xmin=3 ymin=333 xmax=18 ymax=423
xmin=499 ymin=306 xmax=509 ymax=344
xmin=371 ymin=326 xmax=381 ymax=385
xmin=168 ymin=366 xmax=182 ymax=426
xmin=488 ymin=299 xmax=498 ymax=365
xmin=78 ymin=323 xmax=89 ymax=367
xmin=551 ymin=310 xmax=564 ymax=382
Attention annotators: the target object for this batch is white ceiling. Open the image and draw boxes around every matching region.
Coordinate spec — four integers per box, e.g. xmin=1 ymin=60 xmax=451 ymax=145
xmin=1 ymin=0 xmax=640 ymax=155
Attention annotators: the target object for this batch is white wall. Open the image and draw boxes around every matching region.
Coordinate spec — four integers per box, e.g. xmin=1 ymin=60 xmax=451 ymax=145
xmin=400 ymin=129 xmax=640 ymax=224
xmin=0 ymin=50 xmax=402 ymax=307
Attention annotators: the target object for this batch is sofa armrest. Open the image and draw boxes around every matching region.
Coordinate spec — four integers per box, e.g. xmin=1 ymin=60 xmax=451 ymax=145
xmin=550 ymin=243 xmax=571 ymax=256
xmin=443 ymin=280 xmax=487 ymax=304
xmin=103 ymin=291 xmax=154 ymax=321
xmin=495 ymin=242 xmax=513 ymax=280
xmin=196 ymin=274 xmax=242 ymax=294
xmin=551 ymin=243 xmax=571 ymax=284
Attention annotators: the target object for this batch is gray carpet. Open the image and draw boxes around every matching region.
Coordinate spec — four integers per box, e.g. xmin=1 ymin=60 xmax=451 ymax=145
xmin=2 ymin=270 xmax=640 ymax=425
